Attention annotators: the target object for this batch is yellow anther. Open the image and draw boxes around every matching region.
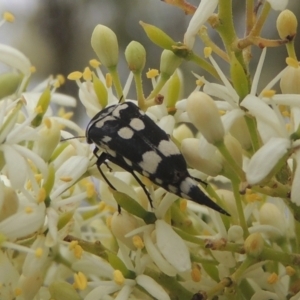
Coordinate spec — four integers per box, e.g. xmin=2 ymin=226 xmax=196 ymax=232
xmin=219 ymin=110 xmax=226 ymax=116
xmin=191 ymin=265 xmax=201 ymax=282
xmin=34 ymin=105 xmax=44 ymax=114
xmin=60 ymin=176 xmax=73 ymax=182
xmin=86 ymin=182 xmax=96 ymax=198
xmin=106 ymin=216 xmax=112 ymax=229
xmin=67 ymin=71 xmax=83 ymax=80
xmin=62 ymin=111 xmax=73 ymax=120
xmin=204 ymin=47 xmax=212 ymax=58
xmin=30 ymin=66 xmax=37 ymax=73
xmin=43 ymin=118 xmax=52 ymax=129
xmin=245 ymin=192 xmax=262 ymax=203
xmin=282 ymin=110 xmax=290 ymax=118
xmin=196 ymin=79 xmax=204 ymax=86
xmin=132 ymin=235 xmax=144 ymax=249
xmin=98 ymin=202 xmax=106 ymax=212
xmin=146 ymin=69 xmax=159 ymax=78
xmin=3 ymin=12 xmax=15 ymax=22
xmin=73 ymin=272 xmax=87 ymax=291
xmin=267 ymin=272 xmax=278 ymax=284
xmin=286 ymin=57 xmax=299 ymax=68
xmin=286 ymin=266 xmax=296 ymax=276
xmin=261 ymin=90 xmax=276 ymax=98
xmin=113 ymin=270 xmax=125 ymax=285
xmin=74 ymin=245 xmax=83 ymax=259
xmin=180 ymin=199 xmax=187 ymax=212
xmin=83 ymin=67 xmax=92 ymax=81
xmin=25 ymin=206 xmax=33 ymax=213
xmin=53 ymin=80 xmax=61 ymax=88
xmin=286 ymin=123 xmax=291 ymax=132
xmin=14 ymin=288 xmax=22 ymax=296
xmin=35 ymin=247 xmax=43 ymax=258
xmin=37 ymin=188 xmax=46 ymax=203
xmin=56 ymin=74 xmax=65 ymax=85
xmin=106 ymin=73 xmax=112 ymax=88
xmin=35 ymin=174 xmax=43 ymax=184
xmin=69 ymin=240 xmax=78 ymax=250
xmin=89 ymin=59 xmax=101 ymax=68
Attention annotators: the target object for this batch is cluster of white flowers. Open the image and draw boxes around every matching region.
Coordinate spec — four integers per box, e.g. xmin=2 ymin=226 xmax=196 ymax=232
xmin=1 ymin=1 xmax=300 ymax=299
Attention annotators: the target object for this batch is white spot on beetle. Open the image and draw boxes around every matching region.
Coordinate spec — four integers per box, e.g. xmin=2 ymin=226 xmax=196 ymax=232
xmin=95 ymin=116 xmax=116 ymax=128
xmin=113 ymin=104 xmax=128 ymax=118
xmin=158 ymin=140 xmax=180 ymax=156
xmin=118 ymin=127 xmax=134 ymax=139
xmin=123 ymin=157 xmax=132 ymax=166
xmin=180 ymin=177 xmax=195 ymax=195
xmin=102 ymin=136 xmax=112 ymax=143
xmin=168 ymin=184 xmax=178 ymax=194
xmin=130 ymin=118 xmax=145 ymax=131
xmin=139 ymin=151 xmax=162 ymax=174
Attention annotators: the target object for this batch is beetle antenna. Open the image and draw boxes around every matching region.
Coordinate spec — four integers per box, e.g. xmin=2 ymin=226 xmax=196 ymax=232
xmin=60 ymin=136 xmax=86 ymax=142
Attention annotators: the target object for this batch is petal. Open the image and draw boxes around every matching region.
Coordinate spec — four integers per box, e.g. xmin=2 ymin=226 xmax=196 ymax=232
xmin=136 ymin=274 xmax=170 ymax=300
xmin=155 ymin=220 xmax=191 ymax=272
xmin=267 ymin=0 xmax=288 ymax=11
xmin=246 ymin=137 xmax=291 ymax=185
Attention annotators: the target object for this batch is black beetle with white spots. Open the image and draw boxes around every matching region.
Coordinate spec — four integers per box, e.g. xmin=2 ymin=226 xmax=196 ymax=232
xmin=86 ymin=101 xmax=229 ymax=216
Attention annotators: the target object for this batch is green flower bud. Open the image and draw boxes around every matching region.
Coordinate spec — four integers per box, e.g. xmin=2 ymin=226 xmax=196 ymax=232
xmin=92 ymin=72 xmax=108 ymax=108
xmin=230 ymin=54 xmax=249 ymax=100
xmin=277 ymin=10 xmax=297 ymax=40
xmin=244 ymin=233 xmax=264 ymax=258
xmin=139 ymin=21 xmax=175 ymax=50
xmin=125 ymin=41 xmax=146 ymax=74
xmin=160 ymin=50 xmax=183 ymax=80
xmin=49 ymin=282 xmax=81 ymax=300
xmin=165 ymin=70 xmax=182 ymax=109
xmin=91 ymin=25 xmax=119 ymax=68
xmin=31 ymin=87 xmax=51 ymax=127
xmin=0 ymin=73 xmax=22 ymax=99
xmin=280 ymin=58 xmax=300 ymax=94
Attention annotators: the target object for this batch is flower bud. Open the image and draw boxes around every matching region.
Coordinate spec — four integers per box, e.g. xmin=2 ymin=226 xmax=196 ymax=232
xmin=165 ymin=70 xmax=182 ymax=108
xmin=49 ymin=282 xmax=81 ymax=300
xmin=259 ymin=202 xmax=285 ymax=238
xmin=186 ymin=91 xmax=224 ymax=145
xmin=139 ymin=21 xmax=175 ymax=50
xmin=111 ymin=211 xmax=139 ymax=250
xmin=276 ymin=10 xmax=297 ymax=40
xmin=222 ymin=135 xmax=243 ymax=169
xmin=230 ymin=116 xmax=252 ymax=150
xmin=91 ymin=25 xmax=118 ymax=68
xmin=31 ymin=86 xmax=51 ymax=127
xmin=125 ymin=41 xmax=146 ymax=74
xmin=228 ymin=225 xmax=243 ymax=242
xmin=173 ymin=124 xmax=193 ymax=144
xmin=160 ymin=50 xmax=183 ymax=80
xmin=244 ymin=233 xmax=264 ymax=257
xmin=280 ymin=58 xmax=300 ymax=94
xmin=0 ymin=183 xmax=19 ymax=221
xmin=92 ymin=72 xmax=108 ymax=108
xmin=181 ymin=138 xmax=222 ymax=176
xmin=0 ymin=73 xmax=22 ymax=99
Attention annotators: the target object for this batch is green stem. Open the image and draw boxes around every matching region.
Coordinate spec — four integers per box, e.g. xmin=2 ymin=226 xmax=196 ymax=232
xmin=245 ymin=0 xmax=255 ymax=35
xmin=133 ymin=72 xmax=146 ymax=110
xmin=286 ymin=40 xmax=298 ymax=61
xmin=232 ymin=180 xmax=249 ymax=238
xmin=147 ymin=73 xmax=169 ymax=100
xmin=249 ymin=1 xmax=271 ymax=37
xmin=108 ymin=66 xmax=123 ymax=100
xmin=244 ymin=114 xmax=261 ymax=153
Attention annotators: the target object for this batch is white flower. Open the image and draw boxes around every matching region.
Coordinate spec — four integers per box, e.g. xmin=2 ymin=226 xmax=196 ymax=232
xmin=267 ymin=0 xmax=288 ymax=11
xmin=184 ymin=0 xmax=218 ymax=49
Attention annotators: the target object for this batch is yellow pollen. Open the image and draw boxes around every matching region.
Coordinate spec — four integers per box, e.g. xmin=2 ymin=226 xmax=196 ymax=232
xmin=86 ymin=182 xmax=96 ymax=198
xmin=53 ymin=80 xmax=61 ymax=89
xmin=74 ymin=245 xmax=83 ymax=259
xmin=282 ymin=110 xmax=290 ymax=118
xmin=113 ymin=270 xmax=125 ymax=285
xmin=14 ymin=288 xmax=22 ymax=296
xmin=89 ymin=59 xmax=101 ymax=68
xmin=56 ymin=74 xmax=65 ymax=85
xmin=146 ymin=69 xmax=159 ymax=78
xmin=3 ymin=12 xmax=15 ymax=22
xmin=60 ymin=176 xmax=73 ymax=182
xmin=37 ymin=188 xmax=46 ymax=203
xmin=261 ymin=90 xmax=276 ymax=98
xmin=73 ymin=272 xmax=87 ymax=291
xmin=219 ymin=110 xmax=226 ymax=116
xmin=30 ymin=66 xmax=37 ymax=73
xmin=204 ymin=47 xmax=212 ymax=58
xmin=196 ymin=79 xmax=204 ymax=86
xmin=35 ymin=174 xmax=43 ymax=183
xmin=180 ymin=199 xmax=187 ymax=212
xmin=98 ymin=202 xmax=106 ymax=212
xmin=106 ymin=73 xmax=113 ymax=88
xmin=62 ymin=111 xmax=73 ymax=120
xmin=286 ymin=266 xmax=296 ymax=276
xmin=69 ymin=240 xmax=78 ymax=250
xmin=267 ymin=273 xmax=278 ymax=284
xmin=286 ymin=57 xmax=299 ymax=68
xmin=26 ymin=180 xmax=32 ymax=190
xmin=68 ymin=71 xmax=83 ymax=80
xmin=25 ymin=206 xmax=33 ymax=213
xmin=35 ymin=105 xmax=44 ymax=114
xmin=35 ymin=247 xmax=43 ymax=258
xmin=191 ymin=266 xmax=201 ymax=282
xmin=132 ymin=235 xmax=144 ymax=249
xmin=106 ymin=216 xmax=112 ymax=229
xmin=245 ymin=191 xmax=262 ymax=203
xmin=83 ymin=67 xmax=92 ymax=81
